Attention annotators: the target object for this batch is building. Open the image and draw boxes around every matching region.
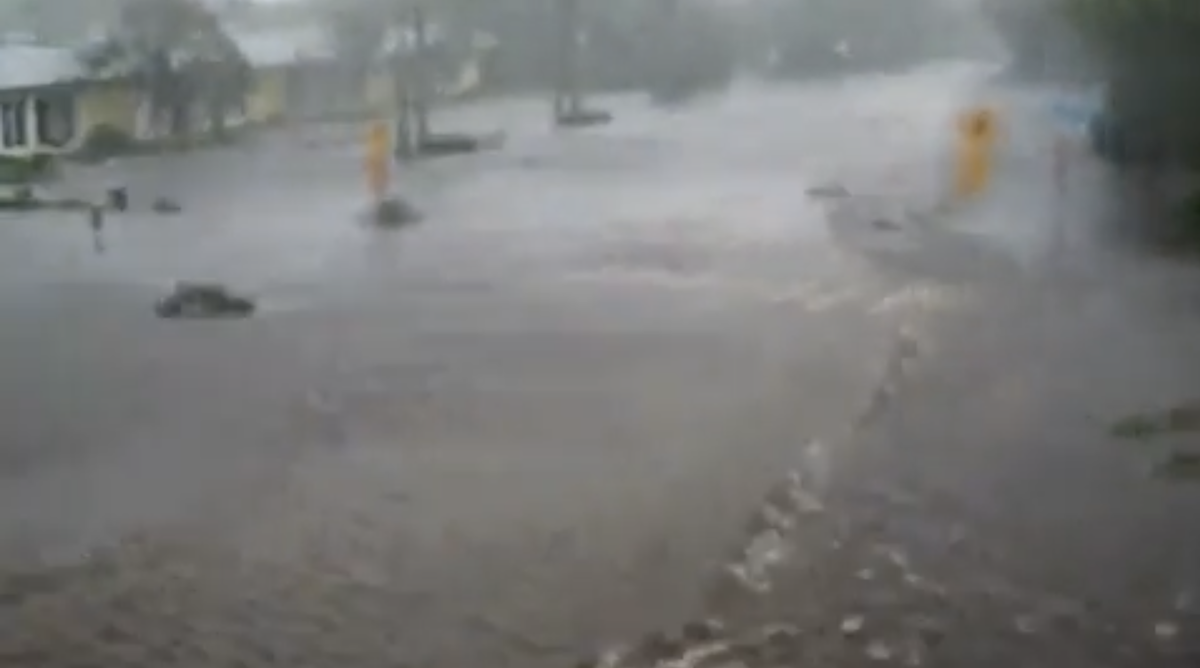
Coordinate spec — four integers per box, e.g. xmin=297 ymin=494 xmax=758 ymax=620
xmin=0 ymin=21 xmax=495 ymax=162
xmin=0 ymin=43 xmax=95 ymax=157
xmin=0 ymin=26 xmax=343 ymax=160
xmin=228 ymin=24 xmax=339 ymax=124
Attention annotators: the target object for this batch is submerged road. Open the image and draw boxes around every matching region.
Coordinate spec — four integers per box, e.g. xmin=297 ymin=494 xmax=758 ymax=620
xmin=0 ymin=64 xmax=1195 ymax=666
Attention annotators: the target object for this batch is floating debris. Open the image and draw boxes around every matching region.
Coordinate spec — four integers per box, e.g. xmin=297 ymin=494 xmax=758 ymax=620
xmin=584 ymin=646 xmax=626 ymax=668
xmin=726 ymin=561 xmax=770 ymax=594
xmin=107 ymin=187 xmax=128 ymax=212
xmin=152 ymin=196 xmax=182 ymax=214
xmin=1153 ymin=620 xmax=1179 ymax=641
xmin=1164 ymin=404 xmax=1200 ymax=431
xmin=369 ymin=196 xmax=422 ymax=227
xmin=760 ymin=624 xmax=799 ymax=643
xmin=416 ymin=131 xmax=506 ymax=158
xmin=875 ymin=544 xmax=912 ymax=571
xmin=155 ymin=282 xmax=255 ymax=319
xmin=681 ymin=619 xmax=725 ymax=644
xmin=806 ymin=183 xmax=851 ymax=199
xmin=659 ymin=639 xmax=733 ymax=668
xmin=1152 ymin=450 xmax=1200 ymax=482
xmin=88 ymin=205 xmax=106 ymax=253
xmin=87 ymin=204 xmax=105 ymax=232
xmin=908 ymin=615 xmax=946 ymax=650
xmin=556 ymin=109 xmax=614 ymax=128
xmin=1111 ymin=414 xmax=1157 ymax=440
xmin=1013 ymin=614 xmax=1039 ymax=634
xmin=1111 ymin=402 xmax=1200 ymax=440
xmin=635 ymin=631 xmax=683 ymax=663
xmin=865 ymin=639 xmax=893 ymax=661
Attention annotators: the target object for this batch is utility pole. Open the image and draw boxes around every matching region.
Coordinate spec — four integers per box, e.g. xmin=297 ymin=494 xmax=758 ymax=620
xmin=553 ymin=0 xmax=582 ymax=121
xmin=391 ymin=1 xmax=432 ymax=158
xmin=391 ymin=2 xmax=414 ymax=159
xmin=390 ymin=0 xmax=499 ymax=158
xmin=652 ymin=0 xmax=680 ymax=98
xmin=410 ymin=1 xmax=432 ymax=144
xmin=551 ymin=0 xmax=611 ymax=127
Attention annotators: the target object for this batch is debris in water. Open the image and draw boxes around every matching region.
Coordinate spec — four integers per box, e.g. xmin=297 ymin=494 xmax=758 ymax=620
xmin=1111 ymin=414 xmax=1157 ymax=440
xmin=155 ymin=282 xmax=255 ymax=319
xmin=632 ymin=631 xmax=683 ymax=664
xmin=1165 ymin=404 xmax=1200 ymax=431
xmin=876 ymin=544 xmax=912 ymax=571
xmin=369 ymin=196 xmax=422 ymax=227
xmin=840 ymin=615 xmax=865 ymax=636
xmin=1154 ymin=621 xmax=1178 ymax=640
xmin=681 ymin=619 xmax=725 ymax=643
xmin=806 ymin=183 xmax=851 ymax=199
xmin=106 ymin=187 xmax=128 ymax=212
xmin=417 ymin=131 xmax=506 ymax=157
xmin=761 ymin=624 xmax=799 ymax=643
xmin=88 ymin=205 xmax=106 ymax=253
xmin=1013 ymin=614 xmax=1038 ymax=634
xmin=1153 ymin=451 xmax=1200 ymax=481
xmin=865 ymin=640 xmax=893 ymax=661
xmin=756 ymin=502 xmax=793 ymax=532
xmin=584 ymin=646 xmax=625 ymax=668
xmin=555 ymin=109 xmax=614 ymax=128
xmin=152 ymin=196 xmax=182 ymax=214
xmin=726 ymin=562 xmax=770 ymax=594
xmin=1111 ymin=402 xmax=1200 ymax=440
xmin=660 ymin=639 xmax=733 ymax=668
xmin=87 ymin=204 xmax=104 ymax=231
xmin=908 ymin=615 xmax=946 ymax=650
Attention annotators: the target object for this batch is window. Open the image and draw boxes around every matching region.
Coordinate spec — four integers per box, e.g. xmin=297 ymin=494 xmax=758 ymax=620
xmin=35 ymin=96 xmax=76 ymax=148
xmin=1 ymin=99 xmax=28 ymax=149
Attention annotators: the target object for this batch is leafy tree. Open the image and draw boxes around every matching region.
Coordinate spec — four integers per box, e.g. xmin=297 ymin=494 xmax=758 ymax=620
xmin=763 ymin=0 xmax=978 ymax=78
xmin=81 ymin=0 xmax=250 ymax=139
xmin=1060 ymin=0 xmax=1200 ymax=164
xmin=325 ymin=0 xmax=394 ymax=81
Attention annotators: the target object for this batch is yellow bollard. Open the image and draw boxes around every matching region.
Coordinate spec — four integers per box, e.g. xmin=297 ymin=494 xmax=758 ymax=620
xmin=954 ymin=107 xmax=997 ymax=199
xmin=365 ymin=120 xmax=391 ymax=202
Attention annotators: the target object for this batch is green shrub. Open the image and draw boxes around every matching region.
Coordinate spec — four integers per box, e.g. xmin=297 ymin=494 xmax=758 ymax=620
xmin=0 ymin=154 xmax=59 ymax=184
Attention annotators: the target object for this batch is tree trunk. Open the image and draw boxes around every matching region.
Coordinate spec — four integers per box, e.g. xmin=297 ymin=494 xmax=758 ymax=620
xmin=554 ymin=0 xmax=582 ymax=115
xmin=210 ymin=100 xmax=227 ymax=139
xmin=411 ymin=3 xmax=431 ymax=142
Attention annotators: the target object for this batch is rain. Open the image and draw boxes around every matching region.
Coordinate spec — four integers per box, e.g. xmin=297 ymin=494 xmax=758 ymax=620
xmin=0 ymin=0 xmax=1196 ymax=665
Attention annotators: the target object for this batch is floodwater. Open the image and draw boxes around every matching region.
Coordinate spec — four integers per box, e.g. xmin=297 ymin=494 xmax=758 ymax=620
xmin=0 ymin=62 xmax=1195 ymax=666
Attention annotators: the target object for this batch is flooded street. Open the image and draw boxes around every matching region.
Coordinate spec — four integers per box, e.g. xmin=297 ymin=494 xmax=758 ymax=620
xmin=0 ymin=64 xmax=1195 ymax=666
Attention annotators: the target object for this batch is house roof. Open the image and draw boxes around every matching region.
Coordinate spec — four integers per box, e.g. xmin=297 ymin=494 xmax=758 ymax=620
xmin=379 ymin=23 xmax=448 ymax=57
xmin=0 ymin=44 xmax=85 ymax=91
xmin=228 ymin=24 xmax=335 ymax=67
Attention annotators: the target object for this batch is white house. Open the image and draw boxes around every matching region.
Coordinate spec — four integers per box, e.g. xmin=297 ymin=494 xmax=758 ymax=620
xmin=0 ymin=43 xmax=86 ymax=157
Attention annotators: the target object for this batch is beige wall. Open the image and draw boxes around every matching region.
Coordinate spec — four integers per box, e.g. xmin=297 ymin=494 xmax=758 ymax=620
xmin=364 ymin=72 xmax=397 ymax=113
xmin=76 ymin=81 xmax=140 ymax=142
xmin=247 ymin=67 xmax=288 ymax=124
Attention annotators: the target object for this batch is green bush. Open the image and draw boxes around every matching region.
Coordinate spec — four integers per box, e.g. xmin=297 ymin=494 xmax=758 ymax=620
xmin=0 ymin=154 xmax=60 ymax=185
xmin=74 ymin=124 xmax=136 ymax=162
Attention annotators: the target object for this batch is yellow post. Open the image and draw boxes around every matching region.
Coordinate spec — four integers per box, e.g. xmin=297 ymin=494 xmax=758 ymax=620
xmin=954 ymin=107 xmax=997 ymax=200
xmin=365 ymin=119 xmax=391 ymax=202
